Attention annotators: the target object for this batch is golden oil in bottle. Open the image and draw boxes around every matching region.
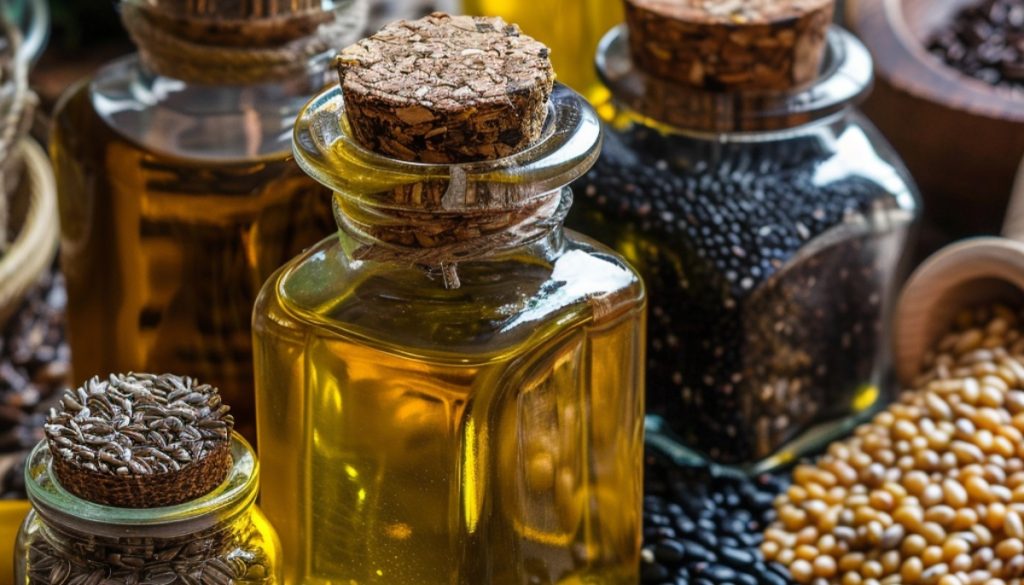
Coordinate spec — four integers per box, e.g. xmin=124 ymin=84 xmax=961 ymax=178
xmin=50 ymin=0 xmax=364 ymax=440
xmin=52 ymin=83 xmax=333 ymax=440
xmin=254 ymin=14 xmax=646 ymax=581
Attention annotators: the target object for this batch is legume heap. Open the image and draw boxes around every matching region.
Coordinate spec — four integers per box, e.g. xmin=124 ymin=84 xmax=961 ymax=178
xmin=765 ymin=305 xmax=1024 ymax=584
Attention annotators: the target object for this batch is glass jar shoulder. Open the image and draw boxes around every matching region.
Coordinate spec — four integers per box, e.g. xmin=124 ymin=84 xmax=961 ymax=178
xmin=80 ymin=54 xmax=328 ymax=161
xmin=571 ymin=109 xmax=920 ymax=265
xmin=254 ymin=231 xmax=646 ymax=363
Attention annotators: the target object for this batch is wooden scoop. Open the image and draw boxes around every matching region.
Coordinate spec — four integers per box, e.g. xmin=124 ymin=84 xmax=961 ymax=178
xmin=895 ymin=159 xmax=1024 ymax=385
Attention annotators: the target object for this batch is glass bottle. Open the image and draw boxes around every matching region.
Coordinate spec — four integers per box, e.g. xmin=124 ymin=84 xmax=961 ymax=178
xmin=16 ymin=434 xmax=281 ymax=583
xmin=51 ymin=0 xmax=366 ymax=441
xmin=461 ymin=0 xmax=623 ymax=101
xmin=568 ymin=24 xmax=920 ymax=472
xmin=254 ymin=82 xmax=646 ymax=584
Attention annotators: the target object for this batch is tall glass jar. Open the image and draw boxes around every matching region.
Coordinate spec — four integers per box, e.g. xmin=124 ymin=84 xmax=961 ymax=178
xmin=51 ymin=0 xmax=366 ymax=441
xmin=16 ymin=435 xmax=281 ymax=583
xmin=253 ymin=84 xmax=646 ymax=584
xmin=568 ymin=25 xmax=920 ymax=472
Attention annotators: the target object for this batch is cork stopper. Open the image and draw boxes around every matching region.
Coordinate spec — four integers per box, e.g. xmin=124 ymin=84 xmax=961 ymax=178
xmin=44 ymin=373 xmax=234 ymax=509
xmin=130 ymin=0 xmax=334 ymax=48
xmin=624 ymin=0 xmax=834 ymax=91
xmin=336 ymin=12 xmax=555 ymax=164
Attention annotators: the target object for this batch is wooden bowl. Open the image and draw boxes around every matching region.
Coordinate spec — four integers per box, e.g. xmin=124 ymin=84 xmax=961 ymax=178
xmin=0 ymin=138 xmax=58 ymax=329
xmin=847 ymin=0 xmax=1024 ymax=240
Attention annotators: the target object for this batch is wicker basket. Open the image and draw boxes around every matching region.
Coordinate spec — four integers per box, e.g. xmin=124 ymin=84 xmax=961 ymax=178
xmin=0 ymin=137 xmax=57 ymax=329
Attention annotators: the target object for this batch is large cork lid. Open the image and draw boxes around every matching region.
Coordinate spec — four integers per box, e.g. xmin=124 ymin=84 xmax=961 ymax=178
xmin=625 ymin=0 xmax=834 ymax=91
xmin=132 ymin=0 xmax=334 ymax=48
xmin=44 ymin=373 xmax=234 ymax=508
xmin=336 ymin=12 xmax=555 ymax=164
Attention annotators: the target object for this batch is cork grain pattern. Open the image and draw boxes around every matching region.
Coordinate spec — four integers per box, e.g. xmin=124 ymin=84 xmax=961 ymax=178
xmin=140 ymin=0 xmax=331 ymax=48
xmin=626 ymin=0 xmax=834 ymax=90
xmin=336 ymin=12 xmax=555 ymax=163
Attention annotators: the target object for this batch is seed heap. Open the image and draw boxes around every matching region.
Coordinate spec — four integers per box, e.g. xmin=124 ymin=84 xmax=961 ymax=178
xmin=0 ymin=268 xmax=70 ymax=498
xmin=45 ymin=373 xmax=233 ymax=507
xmin=642 ymin=452 xmax=794 ymax=584
xmin=569 ymin=124 xmax=909 ymax=463
xmin=26 ymin=521 xmax=272 ymax=585
xmin=928 ymin=0 xmax=1024 ymax=92
xmin=763 ymin=304 xmax=1024 ymax=584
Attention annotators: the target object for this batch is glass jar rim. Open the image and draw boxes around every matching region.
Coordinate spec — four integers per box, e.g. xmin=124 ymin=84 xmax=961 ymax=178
xmin=292 ymin=82 xmax=603 ymax=211
xmin=597 ymin=24 xmax=874 ymax=134
xmin=25 ymin=434 xmax=259 ymax=539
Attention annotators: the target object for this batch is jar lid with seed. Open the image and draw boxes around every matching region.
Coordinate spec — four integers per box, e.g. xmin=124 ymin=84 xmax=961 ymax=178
xmin=43 ymin=373 xmax=234 ymax=509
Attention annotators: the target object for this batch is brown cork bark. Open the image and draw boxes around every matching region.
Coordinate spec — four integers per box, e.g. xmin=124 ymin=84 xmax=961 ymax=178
xmin=336 ymin=12 xmax=555 ymax=164
xmin=625 ymin=0 xmax=834 ymax=91
xmin=139 ymin=0 xmax=331 ymax=48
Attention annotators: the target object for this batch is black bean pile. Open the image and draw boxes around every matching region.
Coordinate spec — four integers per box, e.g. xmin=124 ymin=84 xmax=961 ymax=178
xmin=643 ymin=452 xmax=794 ymax=585
xmin=0 ymin=268 xmax=69 ymax=498
xmin=928 ymin=0 xmax=1024 ymax=91
xmin=568 ymin=123 xmax=912 ymax=464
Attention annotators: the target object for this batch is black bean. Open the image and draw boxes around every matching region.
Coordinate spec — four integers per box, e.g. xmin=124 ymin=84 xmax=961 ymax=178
xmin=720 ymin=546 xmax=757 ymax=568
xmin=654 ymin=540 xmax=687 ymax=564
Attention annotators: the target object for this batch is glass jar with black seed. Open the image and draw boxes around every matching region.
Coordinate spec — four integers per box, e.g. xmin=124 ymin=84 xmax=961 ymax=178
xmin=15 ymin=435 xmax=281 ymax=584
xmin=568 ymin=23 xmax=921 ymax=472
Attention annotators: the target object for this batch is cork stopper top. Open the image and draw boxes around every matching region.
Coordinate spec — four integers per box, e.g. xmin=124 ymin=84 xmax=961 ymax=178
xmin=44 ymin=374 xmax=234 ymax=508
xmin=336 ymin=12 xmax=555 ymax=163
xmin=128 ymin=0 xmax=337 ymax=48
xmin=146 ymin=0 xmax=322 ymax=19
xmin=624 ymin=0 xmax=835 ymax=91
xmin=630 ymin=0 xmax=831 ymax=24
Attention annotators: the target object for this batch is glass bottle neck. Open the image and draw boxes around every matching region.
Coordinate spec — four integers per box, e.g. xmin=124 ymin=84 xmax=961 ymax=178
xmin=335 ymin=186 xmax=577 ymax=270
xmin=91 ymin=50 xmax=332 ymax=161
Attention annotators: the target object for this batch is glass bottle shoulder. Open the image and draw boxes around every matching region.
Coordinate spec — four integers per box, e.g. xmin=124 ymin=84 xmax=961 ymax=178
xmin=592 ymin=105 xmax=919 ymax=216
xmin=254 ymin=230 xmax=646 ymax=364
xmin=81 ymin=53 xmax=331 ymax=162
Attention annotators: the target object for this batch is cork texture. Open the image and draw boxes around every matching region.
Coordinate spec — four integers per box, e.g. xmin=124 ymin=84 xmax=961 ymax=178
xmin=336 ymin=12 xmax=555 ymax=163
xmin=139 ymin=0 xmax=332 ymax=47
xmin=625 ymin=0 xmax=834 ymax=91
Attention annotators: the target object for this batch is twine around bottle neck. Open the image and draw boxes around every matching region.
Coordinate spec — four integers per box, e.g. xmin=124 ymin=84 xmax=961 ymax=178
xmin=120 ymin=0 xmax=368 ymax=85
xmin=334 ymin=176 xmax=572 ymax=290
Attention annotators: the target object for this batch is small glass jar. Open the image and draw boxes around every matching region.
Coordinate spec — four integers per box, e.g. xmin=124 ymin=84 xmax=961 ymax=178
xmin=254 ymin=84 xmax=646 ymax=584
xmin=568 ymin=25 xmax=920 ymax=472
xmin=16 ymin=435 xmax=281 ymax=584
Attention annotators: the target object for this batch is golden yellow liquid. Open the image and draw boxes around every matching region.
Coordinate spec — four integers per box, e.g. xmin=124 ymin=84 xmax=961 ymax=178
xmin=51 ymin=83 xmax=334 ymax=441
xmin=254 ymin=232 xmax=646 ymax=584
xmin=462 ymin=0 xmax=623 ymax=100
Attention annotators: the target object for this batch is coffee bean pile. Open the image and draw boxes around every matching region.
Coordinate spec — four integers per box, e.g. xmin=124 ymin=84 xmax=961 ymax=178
xmin=569 ymin=123 xmax=912 ymax=464
xmin=928 ymin=0 xmax=1024 ymax=92
xmin=764 ymin=304 xmax=1024 ymax=584
xmin=642 ymin=452 xmax=795 ymax=584
xmin=0 ymin=268 xmax=69 ymax=498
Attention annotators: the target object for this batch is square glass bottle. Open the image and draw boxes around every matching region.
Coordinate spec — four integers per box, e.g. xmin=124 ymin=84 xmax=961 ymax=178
xmin=253 ymin=14 xmax=647 ymax=585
